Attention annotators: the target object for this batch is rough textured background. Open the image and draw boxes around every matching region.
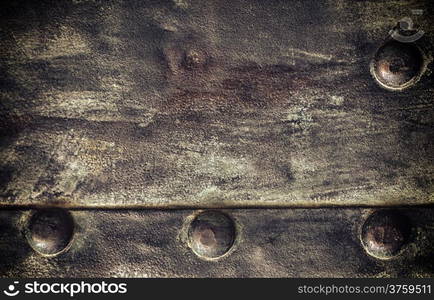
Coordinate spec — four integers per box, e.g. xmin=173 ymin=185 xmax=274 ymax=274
xmin=0 ymin=0 xmax=433 ymax=207
xmin=1 ymin=0 xmax=434 ymax=279
xmin=0 ymin=208 xmax=433 ymax=278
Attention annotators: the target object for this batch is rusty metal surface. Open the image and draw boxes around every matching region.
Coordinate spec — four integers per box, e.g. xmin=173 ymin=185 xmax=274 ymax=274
xmin=1 ymin=0 xmax=434 ymax=279
xmin=0 ymin=0 xmax=433 ymax=208
xmin=0 ymin=208 xmax=433 ymax=278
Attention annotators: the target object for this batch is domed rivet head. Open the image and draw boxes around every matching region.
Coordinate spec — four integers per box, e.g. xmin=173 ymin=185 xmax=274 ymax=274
xmin=182 ymin=49 xmax=208 ymax=70
xmin=188 ymin=211 xmax=236 ymax=259
xmin=25 ymin=208 xmax=74 ymax=256
xmin=361 ymin=210 xmax=410 ymax=259
xmin=371 ymin=41 xmax=424 ymax=90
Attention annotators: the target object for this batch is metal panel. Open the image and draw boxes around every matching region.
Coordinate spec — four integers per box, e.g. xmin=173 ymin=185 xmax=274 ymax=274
xmin=0 ymin=0 xmax=433 ymax=279
xmin=0 ymin=208 xmax=433 ymax=277
xmin=0 ymin=0 xmax=433 ymax=207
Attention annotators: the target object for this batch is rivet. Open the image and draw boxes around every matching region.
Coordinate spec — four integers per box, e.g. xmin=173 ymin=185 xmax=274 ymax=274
xmin=25 ymin=208 xmax=74 ymax=256
xmin=371 ymin=41 xmax=423 ymax=90
xmin=361 ymin=210 xmax=410 ymax=259
xmin=182 ymin=49 xmax=208 ymax=70
xmin=188 ymin=211 xmax=236 ymax=259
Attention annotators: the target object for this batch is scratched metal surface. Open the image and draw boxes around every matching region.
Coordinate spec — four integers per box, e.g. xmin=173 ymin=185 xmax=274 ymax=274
xmin=0 ymin=0 xmax=433 ymax=208
xmin=1 ymin=0 xmax=434 ymax=279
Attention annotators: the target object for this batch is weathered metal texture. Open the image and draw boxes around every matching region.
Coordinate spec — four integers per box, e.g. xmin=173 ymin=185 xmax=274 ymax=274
xmin=0 ymin=208 xmax=433 ymax=278
xmin=0 ymin=0 xmax=433 ymax=208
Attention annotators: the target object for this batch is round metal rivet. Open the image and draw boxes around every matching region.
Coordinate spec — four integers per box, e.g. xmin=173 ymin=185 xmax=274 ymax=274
xmin=188 ymin=211 xmax=235 ymax=259
xmin=361 ymin=210 xmax=410 ymax=259
xmin=183 ymin=49 xmax=207 ymax=70
xmin=25 ymin=208 xmax=74 ymax=256
xmin=371 ymin=41 xmax=423 ymax=90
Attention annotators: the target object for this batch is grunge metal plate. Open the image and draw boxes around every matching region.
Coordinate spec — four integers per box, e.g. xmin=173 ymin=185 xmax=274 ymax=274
xmin=0 ymin=0 xmax=433 ymax=279
xmin=1 ymin=0 xmax=433 ymax=208
xmin=1 ymin=208 xmax=433 ymax=278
